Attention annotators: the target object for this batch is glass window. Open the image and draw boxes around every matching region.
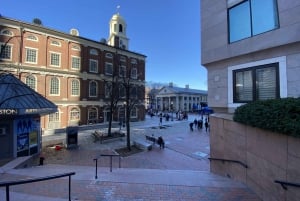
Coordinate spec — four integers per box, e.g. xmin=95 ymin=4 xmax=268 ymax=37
xmin=1 ymin=29 xmax=13 ymax=36
xmin=27 ymin=35 xmax=38 ymax=41
xmin=26 ymin=75 xmax=36 ymax=90
xmin=228 ymin=0 xmax=279 ymax=43
xmin=105 ymin=53 xmax=113 ymax=59
xmin=51 ymin=40 xmax=61 ymax=46
xmin=70 ymin=108 xmax=80 ymax=121
xmin=105 ymin=62 xmax=113 ymax=75
xmin=89 ymin=59 xmax=98 ymax=73
xmin=130 ymin=86 xmax=138 ymax=99
xmin=25 ymin=48 xmax=37 ymax=63
xmin=71 ymin=79 xmax=80 ymax=96
xmin=119 ymin=84 xmax=125 ymax=98
xmin=50 ymin=52 xmax=60 ymax=67
xmin=89 ymin=81 xmax=97 ymax=97
xmin=131 ymin=67 xmax=137 ymax=79
xmin=90 ymin=49 xmax=98 ymax=55
xmin=50 ymin=77 xmax=60 ymax=95
xmin=49 ymin=111 xmax=60 ymax=122
xmin=88 ymin=107 xmax=98 ymax=120
xmin=233 ymin=63 xmax=279 ymax=102
xmin=0 ymin=44 xmax=12 ymax=60
xmin=72 ymin=45 xmax=80 ymax=51
xmin=119 ymin=65 xmax=126 ymax=77
xmin=71 ymin=56 xmax=80 ymax=70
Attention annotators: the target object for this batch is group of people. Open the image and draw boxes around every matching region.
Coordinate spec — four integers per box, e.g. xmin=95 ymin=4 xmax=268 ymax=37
xmin=189 ymin=117 xmax=209 ymax=132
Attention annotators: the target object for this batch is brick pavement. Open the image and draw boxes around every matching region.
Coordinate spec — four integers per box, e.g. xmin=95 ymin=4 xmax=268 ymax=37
xmin=0 ymin=115 xmax=261 ymax=200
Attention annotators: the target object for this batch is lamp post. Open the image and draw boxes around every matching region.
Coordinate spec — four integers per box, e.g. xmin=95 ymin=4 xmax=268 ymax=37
xmin=171 ymin=101 xmax=174 ymax=121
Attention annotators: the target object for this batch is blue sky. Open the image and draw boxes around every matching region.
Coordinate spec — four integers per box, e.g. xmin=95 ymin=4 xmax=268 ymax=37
xmin=1 ymin=0 xmax=207 ymax=90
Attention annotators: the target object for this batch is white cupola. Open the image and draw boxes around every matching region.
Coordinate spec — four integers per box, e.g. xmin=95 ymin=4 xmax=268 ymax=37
xmin=107 ymin=9 xmax=129 ymax=50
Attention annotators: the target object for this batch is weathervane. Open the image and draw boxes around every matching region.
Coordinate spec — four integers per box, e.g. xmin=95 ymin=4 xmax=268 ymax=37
xmin=116 ymin=5 xmax=120 ymax=14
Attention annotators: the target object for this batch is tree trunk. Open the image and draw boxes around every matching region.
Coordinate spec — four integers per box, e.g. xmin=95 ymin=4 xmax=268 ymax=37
xmin=126 ymin=105 xmax=131 ymax=151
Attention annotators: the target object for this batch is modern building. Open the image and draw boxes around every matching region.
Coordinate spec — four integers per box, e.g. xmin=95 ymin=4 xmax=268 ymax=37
xmin=0 ymin=13 xmax=146 ymax=132
xmin=155 ymin=83 xmax=207 ymax=112
xmin=201 ymin=1 xmax=300 ymax=200
xmin=201 ymin=0 xmax=300 ymax=113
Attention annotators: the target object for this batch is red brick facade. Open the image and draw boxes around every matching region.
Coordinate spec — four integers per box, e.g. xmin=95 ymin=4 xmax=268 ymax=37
xmin=0 ymin=17 xmax=146 ymax=131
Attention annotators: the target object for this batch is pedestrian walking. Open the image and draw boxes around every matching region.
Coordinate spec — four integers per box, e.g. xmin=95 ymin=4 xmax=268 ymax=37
xmin=205 ymin=119 xmax=209 ymax=132
xmin=189 ymin=122 xmax=194 ymax=131
xmin=157 ymin=136 xmax=165 ymax=149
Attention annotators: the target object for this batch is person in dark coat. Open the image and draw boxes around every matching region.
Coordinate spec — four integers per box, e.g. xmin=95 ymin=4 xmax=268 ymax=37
xmin=205 ymin=119 xmax=209 ymax=132
xmin=189 ymin=122 xmax=194 ymax=131
xmin=157 ymin=136 xmax=165 ymax=149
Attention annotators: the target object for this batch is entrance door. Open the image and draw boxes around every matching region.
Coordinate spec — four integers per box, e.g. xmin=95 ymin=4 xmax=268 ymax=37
xmin=0 ymin=120 xmax=13 ymax=159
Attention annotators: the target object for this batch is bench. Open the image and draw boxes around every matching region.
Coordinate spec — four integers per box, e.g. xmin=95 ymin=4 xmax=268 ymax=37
xmin=134 ymin=140 xmax=152 ymax=151
xmin=145 ymin=135 xmax=157 ymax=145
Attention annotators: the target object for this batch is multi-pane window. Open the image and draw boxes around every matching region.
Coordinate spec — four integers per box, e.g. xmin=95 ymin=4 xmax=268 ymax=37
xmin=119 ymin=65 xmax=126 ymax=77
xmin=228 ymin=0 xmax=279 ymax=43
xmin=0 ymin=44 xmax=12 ymax=60
xmin=27 ymin=35 xmax=38 ymax=41
xmin=89 ymin=59 xmax=98 ymax=73
xmin=71 ymin=56 xmax=80 ymax=70
xmin=49 ymin=111 xmax=60 ymax=122
xmin=71 ymin=79 xmax=80 ymax=96
xmin=105 ymin=62 xmax=113 ymax=75
xmin=25 ymin=75 xmax=36 ymax=90
xmin=119 ymin=84 xmax=125 ymax=98
xmin=25 ymin=48 xmax=37 ymax=63
xmin=233 ymin=63 xmax=279 ymax=103
xmin=131 ymin=107 xmax=137 ymax=118
xmin=72 ymin=45 xmax=80 ymax=51
xmin=50 ymin=52 xmax=60 ymax=67
xmin=88 ymin=107 xmax=98 ymax=121
xmin=131 ymin=67 xmax=137 ymax=79
xmin=0 ymin=29 xmax=13 ymax=36
xmin=51 ymin=40 xmax=61 ymax=46
xmin=50 ymin=77 xmax=60 ymax=95
xmin=130 ymin=86 xmax=138 ymax=99
xmin=70 ymin=108 xmax=80 ymax=121
xmin=89 ymin=81 xmax=97 ymax=97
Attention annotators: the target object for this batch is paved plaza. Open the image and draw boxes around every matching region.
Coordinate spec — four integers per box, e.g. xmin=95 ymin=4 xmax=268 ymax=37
xmin=0 ymin=114 xmax=261 ymax=201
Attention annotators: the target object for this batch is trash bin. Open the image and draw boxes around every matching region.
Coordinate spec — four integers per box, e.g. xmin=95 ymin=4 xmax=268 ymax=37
xmin=66 ymin=126 xmax=78 ymax=149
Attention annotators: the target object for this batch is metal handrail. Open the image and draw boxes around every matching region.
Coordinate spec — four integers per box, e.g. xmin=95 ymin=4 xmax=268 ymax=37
xmin=274 ymin=180 xmax=300 ymax=190
xmin=94 ymin=154 xmax=121 ymax=179
xmin=208 ymin=157 xmax=248 ymax=168
xmin=0 ymin=172 xmax=76 ymax=201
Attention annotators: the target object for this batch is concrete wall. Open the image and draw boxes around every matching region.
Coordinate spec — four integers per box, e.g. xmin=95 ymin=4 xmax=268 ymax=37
xmin=210 ymin=114 xmax=300 ymax=201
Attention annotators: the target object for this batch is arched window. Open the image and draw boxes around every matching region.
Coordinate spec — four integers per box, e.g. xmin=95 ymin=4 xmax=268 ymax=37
xmin=70 ymin=108 xmax=80 ymax=121
xmin=0 ymin=29 xmax=13 ymax=36
xmin=50 ymin=77 xmax=60 ymax=95
xmin=119 ymin=24 xmax=123 ymax=32
xmin=90 ymin=49 xmax=98 ymax=55
xmin=27 ymin=35 xmax=38 ymax=41
xmin=89 ymin=81 xmax=97 ymax=97
xmin=72 ymin=45 xmax=80 ymax=51
xmin=25 ymin=75 xmax=36 ymax=90
xmin=71 ymin=79 xmax=80 ymax=96
xmin=51 ymin=40 xmax=61 ymax=46
xmin=105 ymin=53 xmax=113 ymax=59
xmin=49 ymin=111 xmax=60 ymax=122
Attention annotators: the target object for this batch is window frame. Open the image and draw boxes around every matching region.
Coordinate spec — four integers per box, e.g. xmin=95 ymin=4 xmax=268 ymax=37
xmin=70 ymin=108 xmax=80 ymax=121
xmin=119 ymin=65 xmax=126 ymax=77
xmin=88 ymin=107 xmax=98 ymax=121
xmin=71 ymin=79 xmax=80 ymax=96
xmin=25 ymin=75 xmax=37 ymax=91
xmin=89 ymin=80 xmax=98 ymax=97
xmin=71 ymin=56 xmax=81 ymax=70
xmin=228 ymin=0 xmax=279 ymax=43
xmin=49 ymin=77 xmax=60 ymax=96
xmin=105 ymin=62 xmax=113 ymax=75
xmin=228 ymin=56 xmax=287 ymax=108
xmin=0 ymin=43 xmax=12 ymax=60
xmin=27 ymin=35 xmax=38 ymax=41
xmin=50 ymin=52 xmax=61 ymax=67
xmin=89 ymin=59 xmax=98 ymax=73
xmin=25 ymin=47 xmax=38 ymax=64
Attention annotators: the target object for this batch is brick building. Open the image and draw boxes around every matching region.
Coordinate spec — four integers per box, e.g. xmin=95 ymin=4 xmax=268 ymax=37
xmin=0 ymin=13 xmax=146 ymax=132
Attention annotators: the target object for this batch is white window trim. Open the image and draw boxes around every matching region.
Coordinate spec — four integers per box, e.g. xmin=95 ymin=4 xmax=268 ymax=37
xmin=227 ymin=56 xmax=287 ymax=109
xmin=0 ymin=29 xmax=13 ymax=36
xmin=71 ymin=79 xmax=80 ymax=96
xmin=51 ymin=40 xmax=61 ymax=47
xmin=90 ymin=49 xmax=98 ymax=55
xmin=71 ymin=56 xmax=81 ymax=70
xmin=49 ymin=51 xmax=61 ymax=67
xmin=89 ymin=59 xmax=98 ymax=73
xmin=72 ymin=45 xmax=81 ymax=51
xmin=26 ymin=35 xmax=38 ymax=41
xmin=0 ymin=42 xmax=13 ymax=61
xmin=89 ymin=81 xmax=98 ymax=97
xmin=25 ymin=74 xmax=37 ymax=91
xmin=25 ymin=47 xmax=38 ymax=64
xmin=49 ymin=77 xmax=60 ymax=96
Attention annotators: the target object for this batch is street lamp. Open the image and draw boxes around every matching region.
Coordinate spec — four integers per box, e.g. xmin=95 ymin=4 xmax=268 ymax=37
xmin=170 ymin=101 xmax=174 ymax=121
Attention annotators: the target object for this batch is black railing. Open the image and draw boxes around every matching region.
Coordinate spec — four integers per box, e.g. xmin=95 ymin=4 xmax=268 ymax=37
xmin=94 ymin=154 xmax=121 ymax=179
xmin=274 ymin=180 xmax=300 ymax=190
xmin=208 ymin=157 xmax=248 ymax=168
xmin=0 ymin=172 xmax=76 ymax=201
